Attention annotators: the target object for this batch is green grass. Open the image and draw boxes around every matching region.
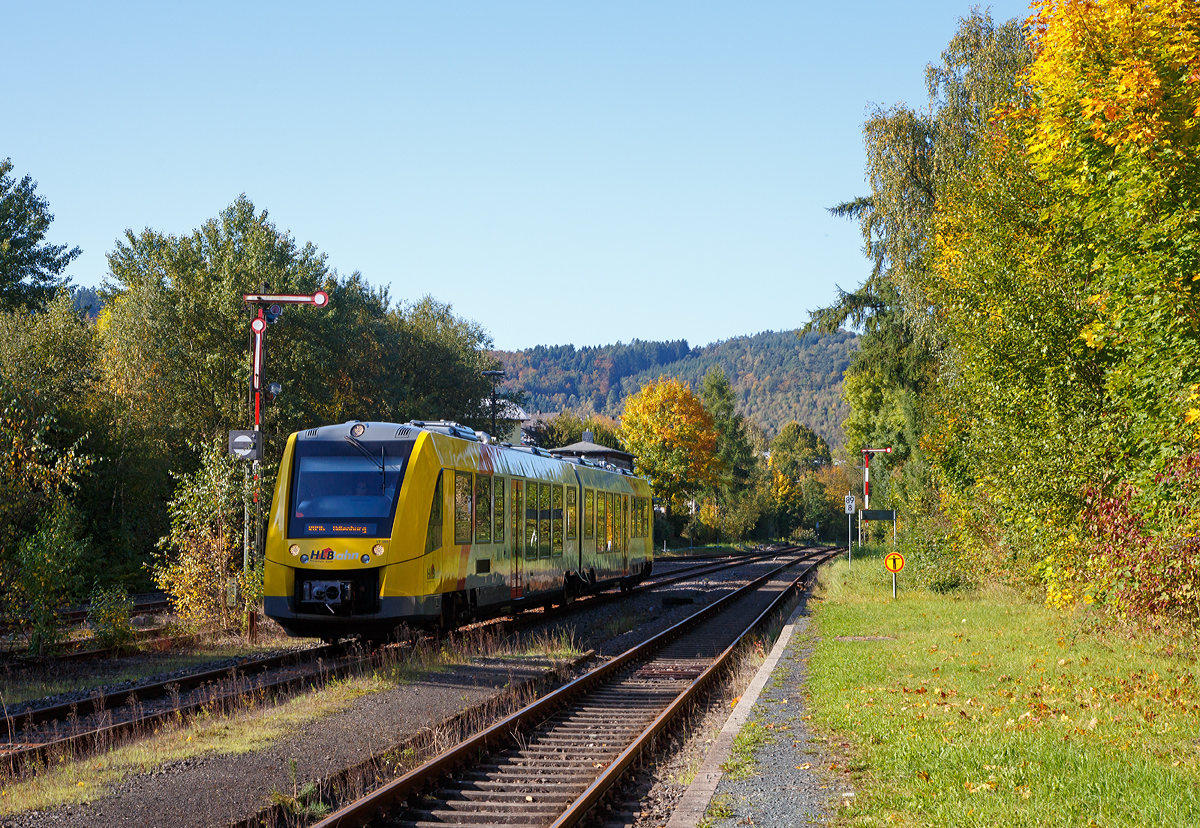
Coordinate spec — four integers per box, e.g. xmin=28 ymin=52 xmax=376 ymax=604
xmin=806 ymin=545 xmax=1200 ymax=827
xmin=721 ymin=720 xmax=773 ymax=780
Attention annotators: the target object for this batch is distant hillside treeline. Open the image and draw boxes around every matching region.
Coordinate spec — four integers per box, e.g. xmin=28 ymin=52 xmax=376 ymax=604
xmin=494 ymin=330 xmax=857 ymax=447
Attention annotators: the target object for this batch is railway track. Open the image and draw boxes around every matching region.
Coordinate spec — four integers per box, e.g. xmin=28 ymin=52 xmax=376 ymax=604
xmin=0 ymin=545 xmax=816 ymax=776
xmin=0 ymin=642 xmax=347 ymax=773
xmin=308 ymin=546 xmax=835 ymax=828
xmin=514 ymin=544 xmax=804 ymax=629
xmin=0 ymin=592 xmax=171 ymax=640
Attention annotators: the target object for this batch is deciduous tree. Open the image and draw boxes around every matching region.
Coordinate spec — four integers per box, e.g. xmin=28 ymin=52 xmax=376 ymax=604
xmin=621 ymin=377 xmax=719 ymax=516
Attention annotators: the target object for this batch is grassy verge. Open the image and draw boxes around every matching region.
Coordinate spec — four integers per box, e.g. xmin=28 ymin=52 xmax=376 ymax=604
xmin=807 ymin=545 xmax=1200 ymax=827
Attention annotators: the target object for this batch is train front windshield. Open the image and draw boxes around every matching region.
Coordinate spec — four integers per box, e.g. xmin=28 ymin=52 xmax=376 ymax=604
xmin=288 ymin=439 xmax=415 ymax=538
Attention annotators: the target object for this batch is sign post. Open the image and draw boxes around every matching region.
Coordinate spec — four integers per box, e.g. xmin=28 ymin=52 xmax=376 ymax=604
xmin=884 ymin=551 xmax=905 ymax=598
xmin=844 ymin=493 xmax=856 ymax=568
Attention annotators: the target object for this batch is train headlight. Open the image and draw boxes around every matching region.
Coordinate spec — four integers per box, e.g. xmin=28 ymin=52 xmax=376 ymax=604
xmin=289 ymin=544 xmax=300 ymax=556
xmin=372 ymin=543 xmax=385 ymax=557
xmin=350 ymin=423 xmax=365 ymax=437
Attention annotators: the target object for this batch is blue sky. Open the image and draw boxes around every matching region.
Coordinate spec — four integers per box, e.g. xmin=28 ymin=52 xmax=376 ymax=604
xmin=3 ymin=1 xmax=1031 ymax=351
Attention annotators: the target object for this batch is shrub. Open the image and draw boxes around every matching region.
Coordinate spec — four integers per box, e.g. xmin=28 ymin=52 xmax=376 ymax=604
xmin=87 ymin=583 xmax=135 ymax=648
xmin=12 ymin=499 xmax=88 ymax=655
xmin=1078 ymin=453 xmax=1200 ymax=629
xmin=899 ymin=515 xmax=976 ymax=594
xmin=155 ymin=439 xmax=248 ymax=629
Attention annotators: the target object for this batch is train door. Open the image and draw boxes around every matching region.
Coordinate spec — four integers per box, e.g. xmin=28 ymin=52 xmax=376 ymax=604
xmin=510 ymin=479 xmax=523 ymax=599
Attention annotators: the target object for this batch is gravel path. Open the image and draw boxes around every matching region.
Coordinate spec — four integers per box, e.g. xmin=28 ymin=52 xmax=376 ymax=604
xmin=696 ymin=604 xmax=842 ymax=827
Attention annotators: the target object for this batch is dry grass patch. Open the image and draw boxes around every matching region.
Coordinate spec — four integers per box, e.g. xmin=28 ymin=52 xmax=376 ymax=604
xmin=0 ymin=675 xmax=383 ymax=815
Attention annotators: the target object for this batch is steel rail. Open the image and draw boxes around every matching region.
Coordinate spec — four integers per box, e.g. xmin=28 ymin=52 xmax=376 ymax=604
xmin=309 ymin=547 xmax=832 ymax=828
xmin=550 ymin=551 xmax=831 ymax=827
xmin=0 ymin=642 xmax=341 ymax=739
xmin=522 ymin=544 xmax=810 ymax=629
xmin=48 ymin=626 xmax=240 ymax=664
xmin=0 ymin=595 xmax=171 ymax=639
xmin=0 ymin=645 xmax=367 ymax=773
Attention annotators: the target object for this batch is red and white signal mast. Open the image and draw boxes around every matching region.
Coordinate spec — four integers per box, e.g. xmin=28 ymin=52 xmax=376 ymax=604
xmin=230 ymin=288 xmax=330 ymax=574
xmin=861 ymin=446 xmax=892 ymax=510
xmin=242 ymin=288 xmax=329 ymax=435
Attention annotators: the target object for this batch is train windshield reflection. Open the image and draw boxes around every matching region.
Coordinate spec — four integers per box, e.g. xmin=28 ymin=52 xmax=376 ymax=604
xmin=289 ymin=440 xmax=413 ymax=537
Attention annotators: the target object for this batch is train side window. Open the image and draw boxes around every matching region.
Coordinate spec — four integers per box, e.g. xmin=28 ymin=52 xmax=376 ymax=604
xmin=623 ymin=495 xmax=629 ymax=552
xmin=606 ymin=492 xmax=615 ymax=552
xmin=524 ymin=480 xmax=537 ymax=556
xmin=566 ymin=486 xmax=577 ymax=540
xmin=475 ymin=474 xmax=492 ymax=544
xmin=635 ymin=497 xmax=643 ymax=537
xmin=454 ymin=471 xmax=473 ymax=545
xmin=494 ymin=476 xmax=505 ymax=544
xmin=552 ymin=485 xmax=564 ymax=556
xmin=511 ymin=479 xmax=522 ymax=559
xmin=584 ymin=489 xmax=594 ymax=539
xmin=611 ymin=492 xmax=618 ymax=551
xmin=425 ymin=470 xmax=443 ymax=554
xmin=595 ymin=490 xmax=606 ymax=553
xmin=539 ymin=482 xmax=551 ymax=559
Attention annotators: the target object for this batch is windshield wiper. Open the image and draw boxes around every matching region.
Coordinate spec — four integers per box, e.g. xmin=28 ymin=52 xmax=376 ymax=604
xmin=345 ymin=436 xmax=383 ymax=470
xmin=345 ymin=436 xmax=388 ymax=491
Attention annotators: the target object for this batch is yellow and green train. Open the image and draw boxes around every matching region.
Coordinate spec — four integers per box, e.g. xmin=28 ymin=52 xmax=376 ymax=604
xmin=264 ymin=419 xmax=654 ymax=640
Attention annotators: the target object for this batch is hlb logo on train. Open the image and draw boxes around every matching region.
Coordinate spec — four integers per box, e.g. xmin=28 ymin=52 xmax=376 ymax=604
xmin=300 ymin=548 xmax=370 ymax=565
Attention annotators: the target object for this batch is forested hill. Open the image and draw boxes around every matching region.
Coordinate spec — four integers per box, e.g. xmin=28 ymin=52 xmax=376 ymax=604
xmin=493 ymin=329 xmax=857 ymax=447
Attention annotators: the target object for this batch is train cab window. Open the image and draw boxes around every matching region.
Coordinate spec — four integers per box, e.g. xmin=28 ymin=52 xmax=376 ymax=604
xmin=454 ymin=471 xmax=473 ymax=545
xmin=494 ymin=477 xmax=505 ymax=545
xmin=539 ymin=483 xmax=552 ymax=559
xmin=595 ymin=491 xmax=606 ymax=552
xmin=552 ymin=485 xmax=564 ymax=556
xmin=566 ymin=487 xmax=577 ymax=540
xmin=425 ymin=471 xmax=443 ymax=554
xmin=288 ymin=437 xmax=414 ymax=539
xmin=584 ymin=489 xmax=595 ymax=539
xmin=511 ymin=479 xmax=523 ymax=559
xmin=475 ymin=474 xmax=492 ymax=544
xmin=525 ymin=482 xmax=538 ymax=556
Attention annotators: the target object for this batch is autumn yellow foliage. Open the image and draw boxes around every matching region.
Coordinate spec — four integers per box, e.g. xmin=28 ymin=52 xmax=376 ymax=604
xmin=620 ymin=377 xmax=720 ymax=515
